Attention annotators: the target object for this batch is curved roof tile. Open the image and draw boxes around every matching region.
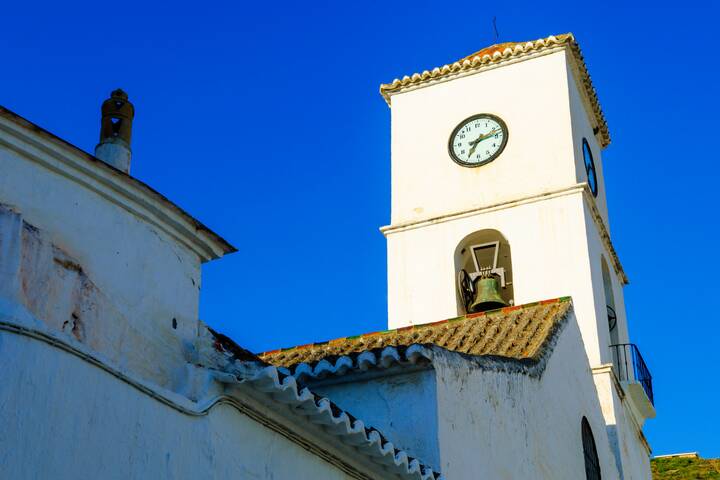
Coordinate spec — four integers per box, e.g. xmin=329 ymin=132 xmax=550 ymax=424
xmin=260 ymin=297 xmax=572 ymax=377
xmin=379 ymin=33 xmax=611 ymax=148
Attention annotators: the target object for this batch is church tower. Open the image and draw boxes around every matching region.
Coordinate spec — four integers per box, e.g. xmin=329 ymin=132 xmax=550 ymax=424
xmin=381 ymin=34 xmax=628 ymax=371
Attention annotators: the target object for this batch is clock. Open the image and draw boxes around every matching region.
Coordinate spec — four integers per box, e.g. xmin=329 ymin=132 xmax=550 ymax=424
xmin=448 ymin=114 xmax=508 ymax=167
xmin=582 ymin=138 xmax=598 ymax=197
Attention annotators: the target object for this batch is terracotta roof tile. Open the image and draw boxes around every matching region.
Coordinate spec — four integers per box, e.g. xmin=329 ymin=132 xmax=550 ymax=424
xmin=259 ymin=297 xmax=572 ymax=369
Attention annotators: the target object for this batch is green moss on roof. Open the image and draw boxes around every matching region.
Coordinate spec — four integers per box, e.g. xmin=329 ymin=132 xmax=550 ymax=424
xmin=652 ymin=457 xmax=720 ymax=479
xmin=260 ymin=297 xmax=571 ymax=368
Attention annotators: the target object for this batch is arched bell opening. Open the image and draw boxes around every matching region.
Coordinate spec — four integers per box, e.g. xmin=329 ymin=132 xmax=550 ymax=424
xmin=454 ymin=229 xmax=514 ymax=315
xmin=601 ymin=255 xmax=620 ymax=349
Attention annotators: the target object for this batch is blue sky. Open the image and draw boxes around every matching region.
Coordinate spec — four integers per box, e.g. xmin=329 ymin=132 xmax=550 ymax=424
xmin=2 ymin=0 xmax=718 ymax=459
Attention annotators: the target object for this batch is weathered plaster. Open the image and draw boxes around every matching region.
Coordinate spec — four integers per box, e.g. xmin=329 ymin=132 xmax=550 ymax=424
xmin=313 ymin=369 xmax=441 ymax=471
xmin=302 ymin=310 xmax=635 ymax=479
xmin=0 ymin=330 xmax=356 ymax=480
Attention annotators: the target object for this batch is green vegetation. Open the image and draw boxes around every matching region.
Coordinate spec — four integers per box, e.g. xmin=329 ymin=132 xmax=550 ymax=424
xmin=652 ymin=456 xmax=720 ymax=479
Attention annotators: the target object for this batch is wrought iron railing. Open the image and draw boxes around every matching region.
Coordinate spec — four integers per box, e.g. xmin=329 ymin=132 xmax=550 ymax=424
xmin=609 ymin=343 xmax=654 ymax=406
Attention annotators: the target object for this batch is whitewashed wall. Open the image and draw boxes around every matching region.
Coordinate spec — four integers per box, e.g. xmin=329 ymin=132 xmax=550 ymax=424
xmin=433 ymin=311 xmax=619 ymax=479
xmin=389 ymin=50 xmax=577 ymax=225
xmin=307 ymin=311 xmax=628 ymax=479
xmin=0 ymin=122 xmax=222 ymax=392
xmin=0 ymin=330 xmax=355 ymax=480
xmin=386 ymin=191 xmax=610 ymax=365
xmin=313 ymin=369 xmax=440 ymax=471
xmin=593 ymin=370 xmax=652 ymax=480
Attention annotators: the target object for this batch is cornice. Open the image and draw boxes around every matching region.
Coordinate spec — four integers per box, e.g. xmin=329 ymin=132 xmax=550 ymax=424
xmin=380 ymin=183 xmax=628 ymax=285
xmin=380 ymin=184 xmax=587 ymax=235
xmin=0 ymin=107 xmax=236 ymax=262
xmin=379 ymin=33 xmax=610 ymax=148
xmin=580 ymin=185 xmax=629 ymax=285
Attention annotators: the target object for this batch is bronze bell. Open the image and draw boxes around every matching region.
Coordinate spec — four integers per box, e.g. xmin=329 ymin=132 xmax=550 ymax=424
xmin=469 ymin=275 xmax=507 ymax=313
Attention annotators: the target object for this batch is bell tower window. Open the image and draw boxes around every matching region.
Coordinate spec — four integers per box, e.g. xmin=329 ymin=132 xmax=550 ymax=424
xmin=454 ymin=229 xmax=514 ymax=315
xmin=601 ymin=256 xmax=619 ymax=347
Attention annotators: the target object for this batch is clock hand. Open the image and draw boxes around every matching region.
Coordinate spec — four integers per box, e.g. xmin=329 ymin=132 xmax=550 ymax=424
xmin=469 ymin=129 xmax=499 ymax=147
xmin=467 ymin=129 xmax=499 ymax=158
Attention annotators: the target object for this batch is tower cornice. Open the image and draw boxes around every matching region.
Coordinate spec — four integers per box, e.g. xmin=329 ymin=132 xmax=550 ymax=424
xmin=380 ymin=183 xmax=628 ymax=284
xmin=379 ymin=33 xmax=611 ymax=148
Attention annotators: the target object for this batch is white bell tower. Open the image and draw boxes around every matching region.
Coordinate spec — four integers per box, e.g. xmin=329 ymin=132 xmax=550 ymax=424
xmin=380 ymin=34 xmax=628 ymax=368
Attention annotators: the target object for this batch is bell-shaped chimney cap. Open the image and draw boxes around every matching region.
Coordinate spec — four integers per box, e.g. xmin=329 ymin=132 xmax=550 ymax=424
xmin=95 ymin=88 xmax=135 ymax=173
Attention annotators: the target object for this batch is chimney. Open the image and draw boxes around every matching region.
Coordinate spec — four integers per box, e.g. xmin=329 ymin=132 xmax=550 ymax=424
xmin=94 ymin=89 xmax=135 ymax=173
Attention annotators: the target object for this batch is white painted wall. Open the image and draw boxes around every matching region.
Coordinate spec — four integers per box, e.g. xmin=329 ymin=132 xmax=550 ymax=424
xmin=593 ymin=370 xmax=653 ymax=480
xmin=389 ymin=50 xmax=577 ymax=225
xmin=306 ymin=311 xmax=636 ymax=479
xmin=0 ymin=135 xmax=206 ymax=391
xmin=387 ymin=191 xmax=611 ymax=365
xmin=384 ymin=47 xmax=628 ymax=369
xmin=313 ymin=369 xmax=440 ymax=471
xmin=0 ymin=330 xmax=356 ymax=480
xmin=433 ymin=311 xmax=621 ymax=479
xmin=566 ymin=60 xmax=611 ymax=226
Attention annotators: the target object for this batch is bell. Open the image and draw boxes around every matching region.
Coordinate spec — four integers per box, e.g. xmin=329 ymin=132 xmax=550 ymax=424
xmin=469 ymin=275 xmax=507 ymax=313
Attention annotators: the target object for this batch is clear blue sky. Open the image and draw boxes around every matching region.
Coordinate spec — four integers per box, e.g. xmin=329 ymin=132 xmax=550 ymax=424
xmin=3 ymin=0 xmax=718 ymax=459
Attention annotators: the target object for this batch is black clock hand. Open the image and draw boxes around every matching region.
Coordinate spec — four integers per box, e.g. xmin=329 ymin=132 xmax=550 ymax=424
xmin=467 ymin=129 xmax=498 ymax=158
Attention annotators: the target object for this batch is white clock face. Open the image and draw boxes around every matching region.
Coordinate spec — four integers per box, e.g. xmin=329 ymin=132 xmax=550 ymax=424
xmin=449 ymin=114 xmax=508 ymax=167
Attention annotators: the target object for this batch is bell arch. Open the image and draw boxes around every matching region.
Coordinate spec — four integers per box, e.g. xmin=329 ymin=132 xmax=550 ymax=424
xmin=601 ymin=256 xmax=619 ymax=347
xmin=454 ymin=229 xmax=514 ymax=315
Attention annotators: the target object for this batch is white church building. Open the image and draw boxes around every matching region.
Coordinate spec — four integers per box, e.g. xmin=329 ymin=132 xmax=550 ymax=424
xmin=0 ymin=33 xmax=655 ymax=479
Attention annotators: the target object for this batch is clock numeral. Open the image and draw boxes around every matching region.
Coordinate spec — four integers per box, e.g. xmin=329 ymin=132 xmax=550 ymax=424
xmin=460 ymin=150 xmax=466 ymax=154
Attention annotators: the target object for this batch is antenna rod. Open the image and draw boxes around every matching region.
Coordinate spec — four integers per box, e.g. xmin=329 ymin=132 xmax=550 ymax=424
xmin=492 ymin=17 xmax=499 ymax=41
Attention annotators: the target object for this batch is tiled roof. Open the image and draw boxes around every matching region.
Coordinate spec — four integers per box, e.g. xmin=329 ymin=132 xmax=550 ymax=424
xmin=0 ymin=310 xmax=443 ymax=480
xmin=379 ymin=33 xmax=611 ymax=148
xmin=205 ymin=326 xmax=443 ymax=479
xmin=235 ymin=364 xmax=443 ymax=479
xmin=260 ymin=298 xmax=571 ymax=373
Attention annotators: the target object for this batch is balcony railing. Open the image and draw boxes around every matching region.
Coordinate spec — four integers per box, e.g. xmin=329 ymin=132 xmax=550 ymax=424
xmin=609 ymin=343 xmax=654 ymax=406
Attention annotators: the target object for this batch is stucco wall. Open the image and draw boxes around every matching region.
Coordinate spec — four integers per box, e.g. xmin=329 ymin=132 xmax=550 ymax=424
xmin=312 ymin=369 xmax=440 ymax=471
xmin=595 ymin=370 xmax=653 ymax=480
xmin=0 ymin=140 xmax=203 ymax=391
xmin=389 ymin=50 xmax=577 ymax=225
xmin=303 ymin=312 xmax=638 ymax=479
xmin=566 ymin=57 xmax=610 ymax=226
xmin=0 ymin=330 xmax=356 ymax=480
xmin=386 ymin=191 xmax=613 ymax=368
xmin=433 ymin=311 xmax=621 ymax=479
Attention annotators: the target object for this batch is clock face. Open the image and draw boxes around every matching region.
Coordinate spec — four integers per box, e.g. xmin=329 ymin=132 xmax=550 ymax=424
xmin=449 ymin=114 xmax=508 ymax=167
xmin=582 ymin=138 xmax=598 ymax=197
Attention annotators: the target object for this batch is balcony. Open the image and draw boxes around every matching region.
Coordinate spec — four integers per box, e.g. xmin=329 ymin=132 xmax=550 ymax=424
xmin=610 ymin=343 xmax=656 ymax=420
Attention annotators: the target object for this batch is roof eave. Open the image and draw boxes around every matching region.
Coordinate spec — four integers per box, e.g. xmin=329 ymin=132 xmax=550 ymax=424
xmin=0 ymin=106 xmax=237 ymax=262
xmin=378 ymin=33 xmax=611 ymax=148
